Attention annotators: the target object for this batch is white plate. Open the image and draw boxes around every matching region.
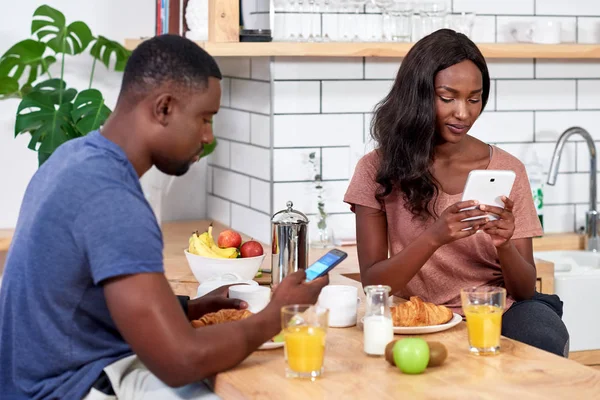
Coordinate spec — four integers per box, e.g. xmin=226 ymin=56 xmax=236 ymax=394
xmin=258 ymin=341 xmax=284 ymax=350
xmin=393 ymin=313 xmax=463 ymax=335
xmin=360 ymin=313 xmax=463 ymax=335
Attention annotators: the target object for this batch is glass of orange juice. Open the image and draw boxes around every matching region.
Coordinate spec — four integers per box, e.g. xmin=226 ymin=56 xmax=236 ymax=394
xmin=460 ymin=286 xmax=506 ymax=356
xmin=281 ymin=305 xmax=329 ymax=380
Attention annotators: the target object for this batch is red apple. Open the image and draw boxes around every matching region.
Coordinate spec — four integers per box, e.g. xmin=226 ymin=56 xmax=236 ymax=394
xmin=218 ymin=229 xmax=242 ymax=249
xmin=240 ymin=240 xmax=264 ymax=258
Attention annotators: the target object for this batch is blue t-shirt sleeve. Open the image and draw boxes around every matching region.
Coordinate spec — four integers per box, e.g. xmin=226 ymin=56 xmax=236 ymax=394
xmin=73 ymin=188 xmax=164 ymax=285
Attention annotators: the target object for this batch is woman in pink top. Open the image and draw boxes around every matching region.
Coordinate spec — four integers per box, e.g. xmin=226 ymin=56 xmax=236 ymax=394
xmin=344 ymin=29 xmax=569 ymax=357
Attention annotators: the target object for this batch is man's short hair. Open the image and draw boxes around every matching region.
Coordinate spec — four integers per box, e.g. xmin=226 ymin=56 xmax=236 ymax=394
xmin=120 ymin=34 xmax=222 ymax=100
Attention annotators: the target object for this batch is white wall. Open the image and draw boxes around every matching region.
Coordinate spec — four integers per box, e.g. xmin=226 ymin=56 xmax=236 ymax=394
xmin=0 ymin=0 xmax=153 ymax=228
xmin=0 ymin=0 xmax=216 ymax=228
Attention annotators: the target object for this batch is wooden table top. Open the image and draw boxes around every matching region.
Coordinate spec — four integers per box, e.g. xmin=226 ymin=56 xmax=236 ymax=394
xmin=214 ymin=273 xmax=600 ymax=399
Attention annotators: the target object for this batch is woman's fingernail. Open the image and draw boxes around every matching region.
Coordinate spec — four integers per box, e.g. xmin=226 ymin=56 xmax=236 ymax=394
xmin=240 ymin=301 xmax=248 ymax=308
xmin=480 ymin=205 xmax=486 ymax=210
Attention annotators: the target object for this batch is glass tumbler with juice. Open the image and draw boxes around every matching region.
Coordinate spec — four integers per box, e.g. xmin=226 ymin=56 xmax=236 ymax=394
xmin=461 ymin=286 xmax=506 ymax=355
xmin=281 ymin=305 xmax=329 ymax=380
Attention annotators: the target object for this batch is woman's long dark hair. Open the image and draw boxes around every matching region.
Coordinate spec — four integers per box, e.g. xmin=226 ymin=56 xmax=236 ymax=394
xmin=371 ymin=29 xmax=490 ymax=220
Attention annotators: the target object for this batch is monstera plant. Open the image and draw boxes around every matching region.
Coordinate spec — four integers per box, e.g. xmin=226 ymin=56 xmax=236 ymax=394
xmin=1 ymin=5 xmax=217 ymax=167
xmin=0 ymin=5 xmax=130 ymax=166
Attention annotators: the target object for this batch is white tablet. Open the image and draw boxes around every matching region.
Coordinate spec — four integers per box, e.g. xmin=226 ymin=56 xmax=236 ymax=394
xmin=460 ymin=170 xmax=516 ymax=222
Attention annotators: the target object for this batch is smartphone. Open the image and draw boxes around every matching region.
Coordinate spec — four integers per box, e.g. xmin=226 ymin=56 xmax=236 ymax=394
xmin=460 ymin=170 xmax=516 ymax=222
xmin=305 ymin=249 xmax=348 ymax=281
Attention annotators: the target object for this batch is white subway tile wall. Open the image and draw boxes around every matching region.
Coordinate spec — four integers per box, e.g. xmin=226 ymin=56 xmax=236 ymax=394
xmin=207 ymin=60 xmax=272 ymax=239
xmin=231 ymin=204 xmax=271 ymax=244
xmin=453 ymin=0 xmax=534 ymax=15
xmin=210 ymin=11 xmax=600 ymax=243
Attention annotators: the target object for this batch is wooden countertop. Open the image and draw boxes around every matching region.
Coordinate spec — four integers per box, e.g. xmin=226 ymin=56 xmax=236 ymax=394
xmin=159 ymin=220 xmax=555 ymax=297
xmin=214 ymin=272 xmax=600 ymax=398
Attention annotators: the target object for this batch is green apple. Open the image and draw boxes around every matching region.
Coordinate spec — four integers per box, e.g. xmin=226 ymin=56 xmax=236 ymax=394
xmin=392 ymin=338 xmax=430 ymax=374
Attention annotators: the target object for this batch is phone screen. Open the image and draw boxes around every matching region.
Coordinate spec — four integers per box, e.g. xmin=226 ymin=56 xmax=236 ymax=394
xmin=306 ymin=251 xmax=345 ymax=281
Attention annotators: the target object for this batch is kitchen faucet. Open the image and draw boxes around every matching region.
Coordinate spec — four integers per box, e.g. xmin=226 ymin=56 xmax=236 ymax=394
xmin=547 ymin=127 xmax=599 ymax=252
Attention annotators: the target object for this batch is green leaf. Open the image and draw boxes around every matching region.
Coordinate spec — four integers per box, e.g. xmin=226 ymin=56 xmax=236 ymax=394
xmin=38 ymin=151 xmax=52 ymax=167
xmin=32 ymin=5 xmax=93 ymax=55
xmin=72 ymin=89 xmax=111 ymax=135
xmin=32 ymin=78 xmax=77 ymax=104
xmin=0 ymin=39 xmax=56 ymax=84
xmin=0 ymin=77 xmax=19 ymax=98
xmin=15 ymin=85 xmax=78 ymax=155
xmin=199 ymin=137 xmax=218 ymax=159
xmin=90 ymin=36 xmax=131 ymax=72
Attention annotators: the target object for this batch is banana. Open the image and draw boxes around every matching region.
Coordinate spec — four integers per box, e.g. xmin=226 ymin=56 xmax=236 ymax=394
xmin=189 ymin=229 xmax=239 ymax=259
xmin=207 ymin=224 xmax=239 ymax=259
xmin=189 ymin=231 xmax=222 ymax=259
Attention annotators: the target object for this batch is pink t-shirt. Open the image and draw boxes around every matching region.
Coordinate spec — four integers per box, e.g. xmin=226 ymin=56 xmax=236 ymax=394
xmin=344 ymin=146 xmax=543 ymax=314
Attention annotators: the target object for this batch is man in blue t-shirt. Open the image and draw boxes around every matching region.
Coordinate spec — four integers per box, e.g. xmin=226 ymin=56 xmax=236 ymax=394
xmin=0 ymin=35 xmax=328 ymax=400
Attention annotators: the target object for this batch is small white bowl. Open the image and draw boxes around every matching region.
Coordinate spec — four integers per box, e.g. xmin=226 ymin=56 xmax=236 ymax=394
xmin=184 ymin=250 xmax=266 ymax=282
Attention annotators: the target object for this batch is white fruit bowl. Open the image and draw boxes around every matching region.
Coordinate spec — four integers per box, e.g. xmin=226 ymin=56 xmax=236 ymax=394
xmin=184 ymin=250 xmax=266 ymax=282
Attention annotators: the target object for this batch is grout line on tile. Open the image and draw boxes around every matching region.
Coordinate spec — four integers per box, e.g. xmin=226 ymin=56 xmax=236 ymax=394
xmin=213 ymin=193 xmax=271 ymax=217
xmin=575 ymin=80 xmax=579 ymax=110
xmin=215 ymin=136 xmax=269 ymax=150
xmin=320 ymin=81 xmax=323 ymax=113
xmin=222 ymin=106 xmax=270 ymax=117
xmin=319 ymin=147 xmax=323 ymax=177
xmin=532 ymin=111 xmax=536 ymax=141
xmin=273 ymin=178 xmax=350 ymax=184
xmin=211 ymin=165 xmax=271 ymax=183
xmin=494 ymin=80 xmax=498 ymax=111
xmin=228 ymin=76 xmax=270 ymax=84
xmin=228 ymin=137 xmax=232 ymax=168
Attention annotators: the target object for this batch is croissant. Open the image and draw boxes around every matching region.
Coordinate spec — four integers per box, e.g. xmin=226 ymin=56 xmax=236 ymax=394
xmin=391 ymin=296 xmax=453 ymax=327
xmin=191 ymin=309 xmax=253 ymax=328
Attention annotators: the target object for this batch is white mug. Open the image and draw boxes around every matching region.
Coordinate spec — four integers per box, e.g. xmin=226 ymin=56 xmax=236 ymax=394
xmin=511 ymin=20 xmax=562 ymax=44
xmin=318 ymin=285 xmax=359 ymax=328
xmin=229 ymin=285 xmax=271 ymax=313
xmin=196 ymin=278 xmax=258 ymax=298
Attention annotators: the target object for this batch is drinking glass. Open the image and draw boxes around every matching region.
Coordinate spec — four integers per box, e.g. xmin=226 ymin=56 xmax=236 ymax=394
xmin=452 ymin=12 xmax=476 ymax=39
xmin=286 ymin=0 xmax=298 ymax=41
xmin=389 ymin=1 xmax=413 ymax=42
xmin=418 ymin=1 xmax=447 ymax=39
xmin=273 ymin=0 xmax=287 ymax=41
xmin=347 ymin=0 xmax=367 ymax=41
xmin=461 ymin=286 xmax=506 ymax=356
xmin=371 ymin=0 xmax=394 ymax=41
xmin=296 ymin=0 xmax=306 ymax=41
xmin=282 ymin=305 xmax=329 ymax=380
xmin=332 ymin=0 xmax=351 ymax=41
xmin=321 ymin=0 xmax=332 ymax=41
xmin=363 ymin=285 xmax=393 ymax=356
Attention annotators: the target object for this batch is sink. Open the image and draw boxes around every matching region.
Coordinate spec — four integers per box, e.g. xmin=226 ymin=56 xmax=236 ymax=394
xmin=534 ymin=250 xmax=600 ymax=274
xmin=533 ymin=250 xmax=600 ymax=352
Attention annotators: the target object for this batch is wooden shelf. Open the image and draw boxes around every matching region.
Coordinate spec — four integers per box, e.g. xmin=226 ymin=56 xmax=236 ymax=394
xmin=124 ymin=39 xmax=600 ymax=58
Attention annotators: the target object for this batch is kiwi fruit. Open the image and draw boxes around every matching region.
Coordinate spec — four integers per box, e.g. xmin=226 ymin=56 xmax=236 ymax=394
xmin=385 ymin=340 xmax=398 ymax=366
xmin=426 ymin=341 xmax=448 ymax=367
xmin=384 ymin=339 xmax=448 ymax=368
